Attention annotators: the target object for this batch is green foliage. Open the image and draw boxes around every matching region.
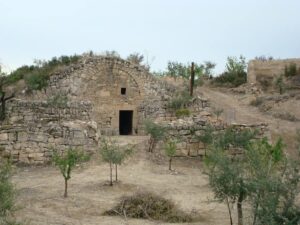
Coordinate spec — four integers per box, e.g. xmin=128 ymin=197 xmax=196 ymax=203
xmin=0 ymin=161 xmax=21 ymax=225
xmin=7 ymin=54 xmax=81 ymax=89
xmin=99 ymin=138 xmax=133 ymax=185
xmin=144 ymin=120 xmax=166 ymax=152
xmin=274 ymin=75 xmax=285 ymax=94
xmin=164 ymin=139 xmax=177 ymax=170
xmin=52 ymin=148 xmax=90 ymax=197
xmin=166 ymin=61 xmax=215 ymax=81
xmin=205 ymin=128 xmax=300 ymax=225
xmin=0 ymin=161 xmax=15 ymax=218
xmin=144 ymin=120 xmax=166 ymax=142
xmin=25 ymin=70 xmax=48 ymax=91
xmin=105 ymin=192 xmax=193 ymax=222
xmin=284 ymin=63 xmax=299 ymax=77
xmin=213 ymin=55 xmax=247 ymax=87
xmin=167 ymin=91 xmax=191 ymax=110
xmin=47 ymin=94 xmax=68 ymax=108
xmin=175 ymin=108 xmax=190 ymax=118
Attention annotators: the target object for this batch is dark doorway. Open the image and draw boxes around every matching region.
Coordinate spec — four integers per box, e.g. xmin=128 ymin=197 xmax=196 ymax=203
xmin=119 ymin=110 xmax=133 ymax=135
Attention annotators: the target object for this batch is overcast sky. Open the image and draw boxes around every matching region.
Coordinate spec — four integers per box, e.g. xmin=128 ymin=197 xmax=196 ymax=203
xmin=0 ymin=0 xmax=299 ymax=74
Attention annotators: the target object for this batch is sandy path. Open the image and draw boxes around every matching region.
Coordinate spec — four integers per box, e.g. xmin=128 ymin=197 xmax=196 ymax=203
xmin=199 ymin=87 xmax=300 ymax=155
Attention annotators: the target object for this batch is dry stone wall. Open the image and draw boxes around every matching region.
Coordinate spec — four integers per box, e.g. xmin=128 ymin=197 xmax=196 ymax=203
xmin=161 ymin=115 xmax=268 ymax=157
xmin=0 ymin=99 xmax=99 ymax=164
xmin=248 ymin=58 xmax=300 ymax=84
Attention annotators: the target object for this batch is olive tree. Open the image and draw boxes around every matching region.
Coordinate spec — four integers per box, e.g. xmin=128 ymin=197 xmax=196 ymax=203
xmin=164 ymin=139 xmax=177 ymax=170
xmin=100 ymin=138 xmax=133 ymax=185
xmin=144 ymin=120 xmax=166 ymax=152
xmin=52 ymin=148 xmax=90 ymax=197
xmin=206 ymin=127 xmax=300 ymax=225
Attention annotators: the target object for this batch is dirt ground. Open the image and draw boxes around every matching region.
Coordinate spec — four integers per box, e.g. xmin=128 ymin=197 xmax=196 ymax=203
xmin=12 ymin=147 xmax=233 ymax=225
xmin=199 ymin=87 xmax=300 ymax=156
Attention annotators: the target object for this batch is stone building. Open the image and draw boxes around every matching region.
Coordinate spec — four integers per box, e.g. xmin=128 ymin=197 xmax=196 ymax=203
xmin=0 ymin=56 xmax=175 ymax=164
xmin=45 ymin=56 xmax=175 ymax=135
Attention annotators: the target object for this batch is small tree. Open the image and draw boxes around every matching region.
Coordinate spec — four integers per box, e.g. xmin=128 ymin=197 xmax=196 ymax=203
xmin=212 ymin=107 xmax=224 ymax=120
xmin=52 ymin=148 xmax=89 ymax=197
xmin=113 ymin=145 xmax=133 ymax=182
xmin=275 ymin=75 xmax=285 ymax=94
xmin=164 ymin=139 xmax=177 ymax=170
xmin=99 ymin=139 xmax=133 ymax=185
xmin=195 ymin=125 xmax=214 ymax=156
xmin=144 ymin=120 xmax=166 ymax=152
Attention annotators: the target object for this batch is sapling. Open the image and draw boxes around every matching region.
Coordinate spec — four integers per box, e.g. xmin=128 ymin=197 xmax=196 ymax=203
xmin=52 ymin=148 xmax=89 ymax=197
xmin=164 ymin=139 xmax=177 ymax=170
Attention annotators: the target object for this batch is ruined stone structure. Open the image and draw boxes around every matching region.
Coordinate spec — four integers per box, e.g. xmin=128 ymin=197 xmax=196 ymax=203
xmin=0 ymin=56 xmax=176 ymax=164
xmin=247 ymin=58 xmax=300 ymax=84
xmin=0 ymin=56 xmax=269 ymax=164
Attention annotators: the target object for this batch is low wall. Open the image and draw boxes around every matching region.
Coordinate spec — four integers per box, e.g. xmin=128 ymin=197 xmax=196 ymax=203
xmin=163 ymin=115 xmax=268 ymax=156
xmin=248 ymin=58 xmax=300 ymax=84
xmin=0 ymin=100 xmax=99 ymax=164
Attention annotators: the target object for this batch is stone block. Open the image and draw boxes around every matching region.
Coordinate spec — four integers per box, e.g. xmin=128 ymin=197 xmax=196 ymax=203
xmin=0 ymin=133 xmax=8 ymax=141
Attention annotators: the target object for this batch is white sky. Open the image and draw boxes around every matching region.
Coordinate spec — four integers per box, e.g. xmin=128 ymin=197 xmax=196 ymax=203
xmin=0 ymin=0 xmax=299 ymax=74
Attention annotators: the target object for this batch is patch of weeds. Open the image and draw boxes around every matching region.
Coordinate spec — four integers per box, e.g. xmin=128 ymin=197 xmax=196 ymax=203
xmin=175 ymin=108 xmax=190 ymax=118
xmin=273 ymin=112 xmax=299 ymax=122
xmin=47 ymin=94 xmax=68 ymax=108
xmin=250 ymin=97 xmax=264 ymax=107
xmin=104 ymin=192 xmax=194 ymax=223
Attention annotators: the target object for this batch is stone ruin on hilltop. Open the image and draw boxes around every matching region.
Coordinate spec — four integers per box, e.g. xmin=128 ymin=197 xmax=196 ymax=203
xmin=0 ymin=56 xmax=268 ymax=164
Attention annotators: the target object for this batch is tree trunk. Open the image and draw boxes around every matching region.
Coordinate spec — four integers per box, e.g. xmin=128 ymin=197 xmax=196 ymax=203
xmin=169 ymin=157 xmax=172 ymax=170
xmin=64 ymin=179 xmax=68 ymax=198
xmin=109 ymin=161 xmax=113 ymax=186
xmin=237 ymin=194 xmax=243 ymax=225
xmin=226 ymin=197 xmax=233 ymax=225
xmin=190 ymin=62 xmax=195 ymax=97
xmin=115 ymin=164 xmax=118 ymax=181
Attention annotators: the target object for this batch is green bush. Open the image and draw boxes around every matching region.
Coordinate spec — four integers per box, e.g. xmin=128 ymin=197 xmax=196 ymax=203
xmin=47 ymin=94 xmax=68 ymax=108
xmin=25 ymin=71 xmax=48 ymax=91
xmin=0 ymin=161 xmax=21 ymax=225
xmin=213 ymin=56 xmax=247 ymax=87
xmin=284 ymin=63 xmax=298 ymax=77
xmin=167 ymin=91 xmax=191 ymax=110
xmin=175 ymin=108 xmax=190 ymax=118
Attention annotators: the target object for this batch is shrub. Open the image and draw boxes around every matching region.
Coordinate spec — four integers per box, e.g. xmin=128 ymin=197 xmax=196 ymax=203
xmin=274 ymin=75 xmax=285 ymax=94
xmin=250 ymin=97 xmax=264 ymax=106
xmin=213 ymin=56 xmax=247 ymax=87
xmin=47 ymin=94 xmax=68 ymax=108
xmin=273 ymin=112 xmax=298 ymax=122
xmin=0 ymin=161 xmax=21 ymax=225
xmin=167 ymin=91 xmax=191 ymax=110
xmin=25 ymin=71 xmax=49 ymax=91
xmin=175 ymin=108 xmax=190 ymax=118
xmin=104 ymin=192 xmax=193 ymax=223
xmin=284 ymin=63 xmax=298 ymax=77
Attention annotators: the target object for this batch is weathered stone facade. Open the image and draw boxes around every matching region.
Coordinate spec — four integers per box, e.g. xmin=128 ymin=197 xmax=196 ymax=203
xmin=0 ymin=56 xmax=176 ymax=164
xmin=248 ymin=58 xmax=300 ymax=84
xmin=0 ymin=100 xmax=99 ymax=164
